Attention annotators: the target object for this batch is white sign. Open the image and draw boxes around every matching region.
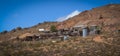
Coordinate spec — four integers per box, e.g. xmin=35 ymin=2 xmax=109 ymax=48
xmin=39 ymin=29 xmax=45 ymax=31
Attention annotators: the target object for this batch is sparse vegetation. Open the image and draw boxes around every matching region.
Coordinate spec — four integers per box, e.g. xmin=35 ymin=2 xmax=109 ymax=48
xmin=16 ymin=27 xmax=22 ymax=30
xmin=0 ymin=34 xmax=119 ymax=56
xmin=0 ymin=30 xmax=8 ymax=34
xmin=11 ymin=28 xmax=16 ymax=32
xmin=50 ymin=25 xmax=57 ymax=32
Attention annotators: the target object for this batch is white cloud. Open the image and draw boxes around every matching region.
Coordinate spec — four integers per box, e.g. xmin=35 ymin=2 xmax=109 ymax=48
xmin=56 ymin=10 xmax=80 ymax=22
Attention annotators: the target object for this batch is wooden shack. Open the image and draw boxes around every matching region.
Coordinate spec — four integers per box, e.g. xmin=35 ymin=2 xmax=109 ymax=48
xmin=73 ymin=25 xmax=85 ymax=36
xmin=89 ymin=25 xmax=101 ymax=35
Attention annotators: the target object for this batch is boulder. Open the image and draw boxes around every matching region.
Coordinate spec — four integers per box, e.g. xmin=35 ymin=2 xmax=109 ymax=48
xmin=93 ymin=36 xmax=104 ymax=43
xmin=19 ymin=33 xmax=34 ymax=39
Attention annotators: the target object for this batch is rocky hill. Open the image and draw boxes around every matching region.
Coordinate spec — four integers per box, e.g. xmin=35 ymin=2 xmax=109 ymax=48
xmin=0 ymin=4 xmax=120 ymax=41
xmin=57 ymin=4 xmax=120 ymax=32
xmin=0 ymin=4 xmax=120 ymax=56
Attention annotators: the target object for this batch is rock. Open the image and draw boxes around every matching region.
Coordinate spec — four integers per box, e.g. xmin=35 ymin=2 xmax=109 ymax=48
xmin=52 ymin=40 xmax=57 ymax=43
xmin=93 ymin=36 xmax=104 ymax=43
xmin=19 ymin=33 xmax=34 ymax=39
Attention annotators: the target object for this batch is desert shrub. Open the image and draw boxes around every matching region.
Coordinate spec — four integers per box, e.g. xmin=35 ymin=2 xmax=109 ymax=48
xmin=11 ymin=28 xmax=16 ymax=32
xmin=50 ymin=25 xmax=57 ymax=32
xmin=1 ymin=30 xmax=8 ymax=34
xmin=16 ymin=27 xmax=22 ymax=30
xmin=38 ymin=23 xmax=42 ymax=25
xmin=24 ymin=28 xmax=29 ymax=30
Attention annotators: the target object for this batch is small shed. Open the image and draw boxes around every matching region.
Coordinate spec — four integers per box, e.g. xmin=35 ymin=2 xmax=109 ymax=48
xmin=89 ymin=25 xmax=101 ymax=35
xmin=89 ymin=25 xmax=97 ymax=31
xmin=82 ymin=27 xmax=88 ymax=37
xmin=74 ymin=25 xmax=88 ymax=37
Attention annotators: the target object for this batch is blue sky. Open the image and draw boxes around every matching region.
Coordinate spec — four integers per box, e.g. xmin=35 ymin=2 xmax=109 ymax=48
xmin=0 ymin=0 xmax=120 ymax=32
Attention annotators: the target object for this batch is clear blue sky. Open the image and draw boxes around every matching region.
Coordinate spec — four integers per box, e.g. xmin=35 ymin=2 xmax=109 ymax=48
xmin=0 ymin=0 xmax=120 ymax=32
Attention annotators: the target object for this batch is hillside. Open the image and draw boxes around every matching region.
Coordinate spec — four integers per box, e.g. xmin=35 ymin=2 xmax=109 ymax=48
xmin=0 ymin=4 xmax=120 ymax=56
xmin=57 ymin=4 xmax=120 ymax=32
xmin=0 ymin=22 xmax=58 ymax=41
xmin=0 ymin=34 xmax=120 ymax=56
xmin=1 ymin=4 xmax=120 ymax=41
